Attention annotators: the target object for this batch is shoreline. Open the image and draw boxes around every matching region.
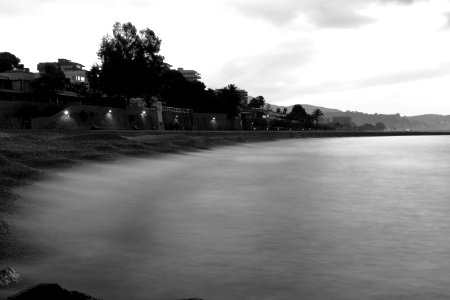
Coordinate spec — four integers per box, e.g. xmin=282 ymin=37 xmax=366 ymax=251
xmin=1 ymin=129 xmax=450 ymax=297
xmin=2 ymin=129 xmax=450 ymax=198
xmin=1 ymin=129 xmax=450 ymax=260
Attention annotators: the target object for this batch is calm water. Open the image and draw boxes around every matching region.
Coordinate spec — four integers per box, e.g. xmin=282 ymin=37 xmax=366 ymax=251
xmin=4 ymin=136 xmax=450 ymax=299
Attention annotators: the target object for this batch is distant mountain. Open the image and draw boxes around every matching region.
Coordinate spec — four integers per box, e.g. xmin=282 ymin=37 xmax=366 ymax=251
xmin=267 ymin=103 xmax=450 ymax=131
xmin=407 ymin=114 xmax=450 ymax=130
xmin=268 ymin=104 xmax=343 ymax=114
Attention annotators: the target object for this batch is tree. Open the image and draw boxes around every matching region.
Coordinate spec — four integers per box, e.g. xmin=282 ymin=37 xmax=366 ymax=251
xmin=276 ymin=108 xmax=281 ymax=113
xmin=282 ymin=107 xmax=287 ymax=114
xmin=86 ymin=64 xmax=102 ymax=94
xmin=375 ymin=122 xmax=386 ymax=131
xmin=66 ymin=81 xmax=88 ymax=96
xmin=248 ymin=96 xmax=265 ymax=108
xmin=311 ymin=109 xmax=324 ymax=124
xmin=0 ymin=52 xmax=22 ymax=72
xmin=287 ymin=104 xmax=308 ymax=124
xmin=159 ymin=69 xmax=216 ymax=112
xmin=359 ymin=123 xmax=376 ymax=131
xmin=219 ymin=84 xmax=242 ymax=129
xmin=32 ymin=64 xmax=65 ymax=96
xmin=97 ymin=22 xmax=166 ymax=103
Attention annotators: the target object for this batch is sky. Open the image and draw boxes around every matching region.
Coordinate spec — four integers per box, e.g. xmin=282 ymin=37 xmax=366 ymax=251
xmin=1 ymin=0 xmax=450 ymax=116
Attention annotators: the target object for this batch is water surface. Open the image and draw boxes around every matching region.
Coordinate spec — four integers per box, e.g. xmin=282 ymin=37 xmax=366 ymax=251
xmin=5 ymin=136 xmax=450 ymax=299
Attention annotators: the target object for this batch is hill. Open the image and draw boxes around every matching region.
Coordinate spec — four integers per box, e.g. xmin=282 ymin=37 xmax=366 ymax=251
xmin=267 ymin=103 xmax=450 ymax=131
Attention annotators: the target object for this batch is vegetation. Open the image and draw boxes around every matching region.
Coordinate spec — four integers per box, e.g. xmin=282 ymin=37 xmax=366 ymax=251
xmin=0 ymin=52 xmax=22 ymax=72
xmin=159 ymin=69 xmax=218 ymax=112
xmin=31 ymin=64 xmax=66 ymax=99
xmin=311 ymin=109 xmax=324 ymax=125
xmin=248 ymin=96 xmax=265 ymax=108
xmin=97 ymin=22 xmax=166 ymax=104
xmin=92 ymin=22 xmax=248 ymax=118
xmin=0 ymin=23 xmax=393 ymax=132
xmin=219 ymin=84 xmax=242 ymax=125
xmin=287 ymin=104 xmax=311 ymax=128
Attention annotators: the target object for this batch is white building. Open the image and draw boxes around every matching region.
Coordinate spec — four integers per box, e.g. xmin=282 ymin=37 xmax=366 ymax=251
xmin=177 ymin=68 xmax=201 ymax=81
xmin=37 ymin=58 xmax=86 ymax=84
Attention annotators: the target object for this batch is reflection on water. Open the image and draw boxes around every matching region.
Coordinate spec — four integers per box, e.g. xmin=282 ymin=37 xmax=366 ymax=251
xmin=4 ymin=136 xmax=450 ymax=299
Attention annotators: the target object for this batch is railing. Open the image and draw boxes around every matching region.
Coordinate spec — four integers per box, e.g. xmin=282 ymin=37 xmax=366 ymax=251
xmin=162 ymin=106 xmax=193 ymax=114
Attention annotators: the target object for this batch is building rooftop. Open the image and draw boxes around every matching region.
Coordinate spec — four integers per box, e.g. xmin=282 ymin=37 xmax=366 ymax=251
xmin=177 ymin=68 xmax=201 ymax=81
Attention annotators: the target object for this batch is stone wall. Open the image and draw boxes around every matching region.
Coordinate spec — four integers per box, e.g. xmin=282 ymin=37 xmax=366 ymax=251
xmin=193 ymin=113 xmax=241 ymax=130
xmin=162 ymin=111 xmax=193 ymax=130
xmin=32 ymin=105 xmax=159 ymax=130
xmin=0 ymin=101 xmax=243 ymax=131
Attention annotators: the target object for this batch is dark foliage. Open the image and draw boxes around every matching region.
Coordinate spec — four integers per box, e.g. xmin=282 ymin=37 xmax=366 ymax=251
xmin=248 ymin=96 xmax=265 ymax=108
xmin=0 ymin=52 xmax=22 ymax=72
xmin=311 ymin=108 xmax=324 ymax=124
xmin=32 ymin=65 xmax=65 ymax=97
xmin=159 ymin=70 xmax=223 ymax=112
xmin=287 ymin=104 xmax=311 ymax=127
xmin=97 ymin=22 xmax=166 ymax=101
xmin=219 ymin=84 xmax=242 ymax=119
xmin=86 ymin=64 xmax=102 ymax=94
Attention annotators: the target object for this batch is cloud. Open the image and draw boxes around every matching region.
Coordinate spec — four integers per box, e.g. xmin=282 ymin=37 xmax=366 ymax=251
xmin=228 ymin=0 xmax=429 ymax=28
xmin=227 ymin=0 xmax=373 ymax=27
xmin=305 ymin=2 xmax=376 ymax=28
xmin=212 ymin=39 xmax=316 ymax=92
xmin=0 ymin=0 xmax=146 ymax=17
xmin=444 ymin=12 xmax=450 ymax=28
xmin=357 ymin=63 xmax=450 ymax=88
xmin=286 ymin=64 xmax=450 ymax=98
xmin=378 ymin=0 xmax=421 ymax=4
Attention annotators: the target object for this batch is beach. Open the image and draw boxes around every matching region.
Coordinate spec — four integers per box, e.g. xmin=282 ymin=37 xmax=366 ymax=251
xmin=2 ymin=130 xmax=450 ymax=217
xmin=1 ymin=130 xmax=450 ymax=299
xmin=0 ymin=131 xmax=448 ymax=255
xmin=2 ymin=132 xmax=450 ymax=299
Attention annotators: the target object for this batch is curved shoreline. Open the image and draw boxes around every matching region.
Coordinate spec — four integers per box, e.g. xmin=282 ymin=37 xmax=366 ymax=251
xmin=1 ymin=129 xmax=450 ymax=260
xmin=1 ymin=129 xmax=450 ymax=298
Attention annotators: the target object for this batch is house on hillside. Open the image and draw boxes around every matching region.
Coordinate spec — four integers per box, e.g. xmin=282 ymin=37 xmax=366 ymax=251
xmin=38 ymin=58 xmax=86 ymax=84
xmin=177 ymin=68 xmax=201 ymax=82
xmin=0 ymin=68 xmax=36 ymax=93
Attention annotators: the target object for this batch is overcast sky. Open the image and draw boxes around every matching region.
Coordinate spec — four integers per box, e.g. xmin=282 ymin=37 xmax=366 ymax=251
xmin=2 ymin=0 xmax=450 ymax=115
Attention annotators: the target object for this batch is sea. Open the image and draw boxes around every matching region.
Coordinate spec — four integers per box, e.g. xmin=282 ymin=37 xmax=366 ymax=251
xmin=2 ymin=136 xmax=450 ymax=300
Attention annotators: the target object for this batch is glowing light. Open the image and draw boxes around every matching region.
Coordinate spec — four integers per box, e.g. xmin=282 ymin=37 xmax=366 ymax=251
xmin=64 ymin=110 xmax=69 ymax=115
xmin=212 ymin=117 xmax=216 ymax=120
xmin=108 ymin=110 xmax=112 ymax=114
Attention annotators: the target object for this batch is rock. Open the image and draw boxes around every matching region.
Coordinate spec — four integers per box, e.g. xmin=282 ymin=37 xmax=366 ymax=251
xmin=7 ymin=283 xmax=100 ymax=300
xmin=0 ymin=267 xmax=21 ymax=287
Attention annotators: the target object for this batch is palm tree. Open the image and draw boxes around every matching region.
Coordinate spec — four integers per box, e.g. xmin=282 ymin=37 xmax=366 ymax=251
xmin=220 ymin=84 xmax=242 ymax=129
